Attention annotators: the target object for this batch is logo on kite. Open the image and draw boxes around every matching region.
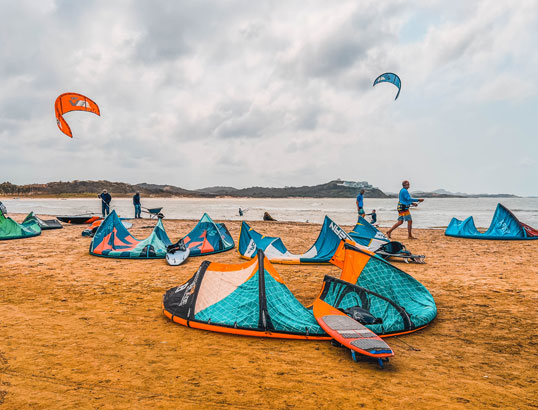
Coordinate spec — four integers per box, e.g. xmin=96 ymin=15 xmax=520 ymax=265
xmin=373 ymin=72 xmax=401 ymax=100
xmin=55 ymin=93 xmax=100 ymax=138
xmin=69 ymin=96 xmax=90 ymax=107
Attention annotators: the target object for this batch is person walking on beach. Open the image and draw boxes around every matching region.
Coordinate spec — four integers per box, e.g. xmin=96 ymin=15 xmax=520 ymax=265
xmin=98 ymin=189 xmax=112 ymax=217
xmin=386 ymin=180 xmax=424 ymax=239
xmin=356 ymin=189 xmax=366 ymax=219
xmin=0 ymin=201 xmax=7 ymax=216
xmin=133 ymin=191 xmax=141 ymax=219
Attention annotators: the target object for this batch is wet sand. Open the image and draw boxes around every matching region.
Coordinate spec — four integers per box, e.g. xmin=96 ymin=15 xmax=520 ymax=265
xmin=0 ymin=214 xmax=537 ymax=409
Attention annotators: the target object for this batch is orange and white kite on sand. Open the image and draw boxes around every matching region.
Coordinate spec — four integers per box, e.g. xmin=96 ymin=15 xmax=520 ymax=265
xmin=54 ymin=93 xmax=100 ymax=138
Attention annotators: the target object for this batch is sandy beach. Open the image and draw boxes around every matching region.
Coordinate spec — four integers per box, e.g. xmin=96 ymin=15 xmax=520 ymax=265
xmin=0 ymin=214 xmax=537 ymax=409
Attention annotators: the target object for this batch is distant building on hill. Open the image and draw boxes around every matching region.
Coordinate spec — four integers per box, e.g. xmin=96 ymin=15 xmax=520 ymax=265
xmin=336 ymin=180 xmax=373 ymax=189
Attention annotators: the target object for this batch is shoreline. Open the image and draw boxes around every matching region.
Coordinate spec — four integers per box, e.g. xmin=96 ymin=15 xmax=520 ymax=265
xmin=4 ymin=197 xmax=538 ymax=231
xmin=5 ymin=212 xmax=451 ymax=230
xmin=0 ymin=193 xmax=529 ymax=199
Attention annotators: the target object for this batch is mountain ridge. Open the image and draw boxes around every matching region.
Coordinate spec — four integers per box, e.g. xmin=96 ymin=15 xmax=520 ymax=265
xmin=0 ymin=180 xmax=520 ymax=198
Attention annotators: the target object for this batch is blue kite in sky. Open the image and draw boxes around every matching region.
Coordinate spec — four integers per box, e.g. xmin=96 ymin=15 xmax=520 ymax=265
xmin=373 ymin=72 xmax=401 ymax=100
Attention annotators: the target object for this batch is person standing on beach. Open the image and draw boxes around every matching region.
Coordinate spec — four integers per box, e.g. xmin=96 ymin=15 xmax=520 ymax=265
xmin=133 ymin=191 xmax=141 ymax=219
xmin=386 ymin=180 xmax=424 ymax=239
xmin=0 ymin=201 xmax=7 ymax=216
xmin=356 ymin=189 xmax=366 ymax=219
xmin=367 ymin=209 xmax=377 ymax=225
xmin=98 ymin=189 xmax=112 ymax=217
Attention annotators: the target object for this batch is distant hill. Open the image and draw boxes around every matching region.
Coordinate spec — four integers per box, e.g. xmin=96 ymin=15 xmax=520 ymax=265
xmin=0 ymin=180 xmax=211 ymax=198
xmin=429 ymin=188 xmax=517 ymax=198
xmin=385 ymin=188 xmax=518 ymax=198
xmin=431 ymin=188 xmax=468 ymax=196
xmin=0 ymin=180 xmax=520 ymax=199
xmin=411 ymin=190 xmax=517 ymax=199
xmin=0 ymin=180 xmax=387 ymax=198
xmin=410 ymin=191 xmax=466 ymax=198
xmin=135 ymin=182 xmax=213 ymax=197
xmin=207 ymin=180 xmax=388 ymax=198
xmin=196 ymin=186 xmax=239 ymax=195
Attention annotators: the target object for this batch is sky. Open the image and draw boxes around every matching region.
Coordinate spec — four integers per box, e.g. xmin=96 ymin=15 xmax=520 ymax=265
xmin=1 ymin=0 xmax=537 ymax=196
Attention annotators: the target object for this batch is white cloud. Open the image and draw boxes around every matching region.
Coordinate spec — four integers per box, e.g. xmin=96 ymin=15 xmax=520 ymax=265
xmin=0 ymin=0 xmax=537 ymax=195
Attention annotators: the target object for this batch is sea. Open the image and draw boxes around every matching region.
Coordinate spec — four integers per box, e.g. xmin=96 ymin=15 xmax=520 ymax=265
xmin=2 ymin=197 xmax=538 ymax=229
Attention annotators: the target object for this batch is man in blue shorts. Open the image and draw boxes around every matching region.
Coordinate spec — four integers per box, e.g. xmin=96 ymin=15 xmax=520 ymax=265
xmin=386 ymin=180 xmax=424 ymax=239
xmin=356 ymin=189 xmax=366 ymax=219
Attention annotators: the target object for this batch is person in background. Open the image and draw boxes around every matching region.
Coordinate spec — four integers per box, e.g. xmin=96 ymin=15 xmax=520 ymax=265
xmin=386 ymin=180 xmax=424 ymax=239
xmin=356 ymin=189 xmax=366 ymax=220
xmin=238 ymin=207 xmax=243 ymax=217
xmin=0 ymin=201 xmax=7 ymax=216
xmin=98 ymin=189 xmax=112 ymax=217
xmin=366 ymin=209 xmax=377 ymax=225
xmin=133 ymin=191 xmax=141 ymax=218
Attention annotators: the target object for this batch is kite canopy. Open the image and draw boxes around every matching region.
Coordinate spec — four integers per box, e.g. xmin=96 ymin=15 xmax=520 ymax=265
xmin=163 ymin=243 xmax=436 ymax=338
xmin=23 ymin=212 xmax=63 ymax=230
xmin=90 ymin=210 xmax=171 ymax=258
xmin=445 ymin=203 xmax=538 ymax=240
xmin=348 ymin=217 xmax=426 ymax=263
xmin=238 ymin=216 xmax=353 ymax=264
xmin=329 ymin=241 xmax=437 ymax=335
xmin=162 ymin=250 xmax=330 ymax=340
xmin=0 ymin=210 xmax=41 ymax=240
xmin=348 ymin=216 xmax=390 ymax=251
xmin=373 ymin=72 xmax=401 ymax=100
xmin=55 ymin=92 xmax=100 ymax=138
xmin=181 ymin=213 xmax=234 ymax=256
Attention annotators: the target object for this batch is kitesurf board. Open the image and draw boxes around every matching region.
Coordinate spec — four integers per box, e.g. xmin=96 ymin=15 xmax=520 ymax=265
xmin=313 ymin=298 xmax=393 ymax=366
xmin=166 ymin=247 xmax=190 ymax=266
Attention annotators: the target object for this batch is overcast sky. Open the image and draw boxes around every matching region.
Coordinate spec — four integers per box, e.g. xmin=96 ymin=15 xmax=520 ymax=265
xmin=1 ymin=0 xmax=537 ymax=195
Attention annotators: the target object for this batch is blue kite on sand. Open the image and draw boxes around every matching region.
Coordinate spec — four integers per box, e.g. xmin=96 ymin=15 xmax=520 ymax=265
xmin=238 ymin=216 xmax=351 ymax=264
xmin=445 ymin=203 xmax=538 ymax=240
xmin=349 ymin=216 xmax=425 ymax=263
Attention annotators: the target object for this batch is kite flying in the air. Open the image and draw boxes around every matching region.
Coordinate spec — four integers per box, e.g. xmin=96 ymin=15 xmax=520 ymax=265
xmin=55 ymin=93 xmax=100 ymax=138
xmin=373 ymin=73 xmax=401 ymax=100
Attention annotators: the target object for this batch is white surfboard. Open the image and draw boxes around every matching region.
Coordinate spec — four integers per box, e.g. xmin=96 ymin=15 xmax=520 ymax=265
xmin=166 ymin=247 xmax=190 ymax=266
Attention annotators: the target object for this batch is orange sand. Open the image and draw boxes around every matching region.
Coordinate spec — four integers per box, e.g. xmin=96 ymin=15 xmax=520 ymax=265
xmin=0 ymin=214 xmax=537 ymax=409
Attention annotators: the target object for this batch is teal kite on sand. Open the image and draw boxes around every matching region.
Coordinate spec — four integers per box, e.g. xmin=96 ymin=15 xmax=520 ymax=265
xmin=163 ymin=243 xmax=437 ymax=338
xmin=90 ymin=210 xmax=235 ymax=259
xmin=23 ymin=212 xmax=63 ymax=230
xmin=349 ymin=216 xmax=425 ymax=263
xmin=90 ymin=210 xmax=171 ymax=258
xmin=445 ymin=203 xmax=538 ymax=240
xmin=238 ymin=216 xmax=351 ymax=264
xmin=0 ymin=210 xmax=41 ymax=240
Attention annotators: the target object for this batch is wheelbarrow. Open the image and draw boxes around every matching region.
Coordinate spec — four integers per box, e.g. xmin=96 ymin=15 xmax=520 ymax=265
xmin=141 ymin=207 xmax=164 ymax=219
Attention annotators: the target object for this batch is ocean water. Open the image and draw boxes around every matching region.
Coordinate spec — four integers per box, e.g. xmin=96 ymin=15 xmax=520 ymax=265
xmin=2 ymin=197 xmax=538 ymax=229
